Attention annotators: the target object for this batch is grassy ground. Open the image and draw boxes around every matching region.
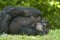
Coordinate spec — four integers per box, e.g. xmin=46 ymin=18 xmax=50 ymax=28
xmin=0 ymin=29 xmax=60 ymax=40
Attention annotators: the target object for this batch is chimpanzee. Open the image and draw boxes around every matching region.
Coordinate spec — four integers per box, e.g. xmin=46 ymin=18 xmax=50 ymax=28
xmin=1 ymin=6 xmax=42 ymax=18
xmin=0 ymin=6 xmax=50 ymax=35
xmin=8 ymin=16 xmax=49 ymax=35
xmin=0 ymin=14 xmax=11 ymax=34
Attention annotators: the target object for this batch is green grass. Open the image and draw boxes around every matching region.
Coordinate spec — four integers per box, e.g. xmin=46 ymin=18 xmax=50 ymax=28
xmin=0 ymin=29 xmax=60 ymax=40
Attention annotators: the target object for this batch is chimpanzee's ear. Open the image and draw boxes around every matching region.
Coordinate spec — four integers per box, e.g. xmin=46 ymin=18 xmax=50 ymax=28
xmin=36 ymin=16 xmax=42 ymax=22
xmin=30 ymin=16 xmax=35 ymax=20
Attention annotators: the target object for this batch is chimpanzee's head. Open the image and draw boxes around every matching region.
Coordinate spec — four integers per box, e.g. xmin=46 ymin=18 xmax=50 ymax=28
xmin=35 ymin=18 xmax=50 ymax=35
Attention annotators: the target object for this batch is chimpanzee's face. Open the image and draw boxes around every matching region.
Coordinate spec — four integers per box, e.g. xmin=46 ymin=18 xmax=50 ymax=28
xmin=35 ymin=19 xmax=50 ymax=34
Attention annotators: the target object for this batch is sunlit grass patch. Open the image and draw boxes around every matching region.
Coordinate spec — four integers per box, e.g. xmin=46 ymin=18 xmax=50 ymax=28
xmin=0 ymin=29 xmax=60 ymax=40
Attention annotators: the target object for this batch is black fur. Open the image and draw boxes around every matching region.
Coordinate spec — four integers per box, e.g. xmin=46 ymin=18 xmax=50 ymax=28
xmin=0 ymin=6 xmax=50 ymax=35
